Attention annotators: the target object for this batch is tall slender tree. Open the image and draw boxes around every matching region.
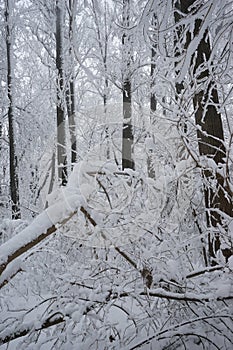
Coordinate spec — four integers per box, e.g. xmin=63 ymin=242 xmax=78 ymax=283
xmin=122 ymin=0 xmax=134 ymax=170
xmin=56 ymin=0 xmax=67 ymax=185
xmin=66 ymin=0 xmax=77 ymax=167
xmin=147 ymin=13 xmax=157 ymax=179
xmin=5 ymin=0 xmax=20 ymax=219
xmin=91 ymin=0 xmax=111 ymax=159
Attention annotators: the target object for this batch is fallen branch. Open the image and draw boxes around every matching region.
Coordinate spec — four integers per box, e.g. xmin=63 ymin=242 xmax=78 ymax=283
xmin=0 ymin=199 xmax=77 ymax=278
xmin=80 ymin=206 xmax=138 ymax=270
xmin=186 ymin=265 xmax=224 ymax=279
xmin=0 ymin=312 xmax=65 ymax=345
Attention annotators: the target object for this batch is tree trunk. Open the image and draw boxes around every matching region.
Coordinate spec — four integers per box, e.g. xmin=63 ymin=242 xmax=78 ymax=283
xmin=150 ymin=26 xmax=157 ymax=116
xmin=122 ymin=0 xmax=134 ymax=170
xmin=66 ymin=0 xmax=77 ymax=168
xmin=192 ymin=21 xmax=232 ymax=262
xmin=147 ymin=14 xmax=157 ymax=179
xmin=174 ymin=0 xmax=233 ymax=263
xmin=56 ymin=0 xmax=67 ymax=185
xmin=103 ymin=30 xmax=110 ymax=159
xmin=91 ymin=0 xmax=110 ymax=159
xmin=5 ymin=0 xmax=21 ymax=219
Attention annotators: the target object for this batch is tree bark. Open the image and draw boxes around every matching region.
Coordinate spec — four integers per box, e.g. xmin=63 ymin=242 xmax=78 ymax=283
xmin=66 ymin=0 xmax=77 ymax=167
xmin=150 ymin=15 xmax=157 ymax=116
xmin=174 ymin=0 xmax=233 ymax=263
xmin=147 ymin=14 xmax=157 ymax=179
xmin=122 ymin=0 xmax=134 ymax=170
xmin=56 ymin=0 xmax=67 ymax=185
xmin=5 ymin=0 xmax=21 ymax=219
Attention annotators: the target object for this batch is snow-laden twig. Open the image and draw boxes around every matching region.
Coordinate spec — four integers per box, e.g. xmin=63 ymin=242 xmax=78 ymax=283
xmin=128 ymin=314 xmax=233 ymax=350
xmin=0 ymin=285 xmax=232 ymax=346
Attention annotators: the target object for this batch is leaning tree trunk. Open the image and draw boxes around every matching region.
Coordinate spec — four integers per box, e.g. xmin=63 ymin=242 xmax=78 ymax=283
xmin=122 ymin=0 xmax=134 ymax=170
xmin=174 ymin=0 xmax=233 ymax=264
xmin=56 ymin=0 xmax=67 ymax=185
xmin=5 ymin=0 xmax=21 ymax=219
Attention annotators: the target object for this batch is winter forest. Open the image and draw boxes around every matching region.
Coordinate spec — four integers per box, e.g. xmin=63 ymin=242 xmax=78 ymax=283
xmin=0 ymin=0 xmax=233 ymax=348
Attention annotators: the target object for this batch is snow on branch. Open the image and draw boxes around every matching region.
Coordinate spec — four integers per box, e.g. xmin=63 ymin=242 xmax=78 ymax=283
xmin=0 ymin=197 xmax=79 ymax=280
xmin=128 ymin=315 xmax=233 ymax=350
xmin=0 ymin=312 xmax=65 ymax=345
xmin=0 ymin=286 xmax=232 ymax=345
xmin=176 ymin=2 xmax=216 ymax=83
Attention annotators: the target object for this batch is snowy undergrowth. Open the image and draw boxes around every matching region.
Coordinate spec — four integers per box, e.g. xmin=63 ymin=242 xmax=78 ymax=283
xmin=0 ymin=162 xmax=232 ymax=349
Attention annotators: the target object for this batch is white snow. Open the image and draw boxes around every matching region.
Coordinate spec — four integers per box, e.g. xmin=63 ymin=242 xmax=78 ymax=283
xmin=228 ymin=256 xmax=233 ymax=270
xmin=0 ymin=194 xmax=81 ymax=268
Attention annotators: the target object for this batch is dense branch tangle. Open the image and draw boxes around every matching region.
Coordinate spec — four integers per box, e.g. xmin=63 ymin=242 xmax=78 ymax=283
xmin=0 ymin=195 xmax=232 ymax=346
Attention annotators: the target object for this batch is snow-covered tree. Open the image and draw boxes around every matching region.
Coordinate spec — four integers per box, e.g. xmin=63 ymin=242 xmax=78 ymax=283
xmin=4 ymin=0 xmax=21 ymax=219
xmin=0 ymin=1 xmax=233 ymax=349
